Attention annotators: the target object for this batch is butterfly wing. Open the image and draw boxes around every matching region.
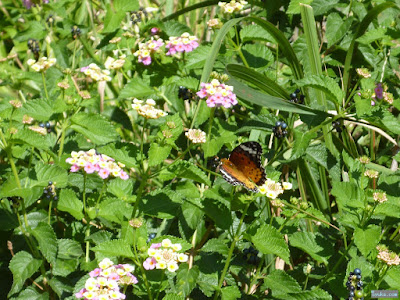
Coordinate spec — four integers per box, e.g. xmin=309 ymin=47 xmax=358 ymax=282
xmin=219 ymin=142 xmax=266 ymax=192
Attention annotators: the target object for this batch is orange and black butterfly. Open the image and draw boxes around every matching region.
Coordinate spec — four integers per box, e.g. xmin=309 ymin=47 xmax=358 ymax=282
xmin=219 ymin=142 xmax=266 ymax=192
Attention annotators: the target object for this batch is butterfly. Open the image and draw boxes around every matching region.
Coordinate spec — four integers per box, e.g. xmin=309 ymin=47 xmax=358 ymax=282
xmin=219 ymin=141 xmax=266 ymax=192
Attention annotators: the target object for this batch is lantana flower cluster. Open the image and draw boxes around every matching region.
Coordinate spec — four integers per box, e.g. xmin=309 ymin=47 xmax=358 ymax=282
xmin=132 ymin=98 xmax=168 ymax=119
xmin=143 ymin=238 xmax=188 ymax=273
xmin=197 ymin=79 xmax=237 ymax=108
xmin=376 ymin=245 xmax=400 ymax=266
xmin=185 ymin=129 xmax=206 ymax=144
xmin=27 ymin=57 xmax=56 ymax=72
xmin=75 ymin=258 xmax=138 ymax=300
xmin=218 ymin=0 xmax=248 ymax=13
xmin=165 ymin=32 xmax=199 ymax=56
xmin=104 ymin=55 xmax=126 ymax=70
xmin=259 ymin=179 xmax=292 ymax=199
xmin=66 ymin=149 xmax=129 ymax=180
xmin=81 ymin=63 xmax=111 ymax=82
xmin=134 ymin=38 xmax=164 ymax=65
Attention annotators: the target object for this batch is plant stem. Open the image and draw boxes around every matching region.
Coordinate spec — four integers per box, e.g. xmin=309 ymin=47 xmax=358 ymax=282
xmin=140 ymin=118 xmax=148 ymax=174
xmin=42 ymin=72 xmax=49 ymax=100
xmin=213 ymin=202 xmax=250 ymax=299
xmin=132 ymin=230 xmax=153 ymax=300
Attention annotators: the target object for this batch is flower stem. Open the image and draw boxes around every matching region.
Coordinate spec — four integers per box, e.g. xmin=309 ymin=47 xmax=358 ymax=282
xmin=213 ymin=202 xmax=250 ymax=299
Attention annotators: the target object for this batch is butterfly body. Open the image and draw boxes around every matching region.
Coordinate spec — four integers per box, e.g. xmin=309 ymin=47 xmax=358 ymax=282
xmin=219 ymin=142 xmax=266 ymax=192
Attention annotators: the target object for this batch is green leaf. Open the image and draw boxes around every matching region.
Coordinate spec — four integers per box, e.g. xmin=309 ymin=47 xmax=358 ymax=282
xmin=107 ymin=178 xmax=134 ymax=202
xmin=326 ymin=13 xmax=353 ymax=47
xmin=221 ymin=285 xmax=241 ymax=300
xmin=289 ymin=232 xmax=332 ymax=264
xmin=103 ymin=5 xmax=125 ymax=33
xmin=201 ymin=239 xmax=229 ymax=256
xmin=9 ymin=287 xmax=49 ymax=300
xmin=15 ymin=21 xmax=46 ymax=41
xmin=374 ymin=195 xmax=400 ymax=218
xmin=287 ymin=0 xmax=313 ymax=14
xmin=162 ymin=294 xmax=184 ymax=300
xmin=56 ymin=239 xmax=84 ymax=262
xmin=356 ymin=27 xmax=387 ymax=44
xmin=161 ymin=161 xmax=211 ymax=186
xmin=263 ymin=270 xmax=301 ymax=297
xmin=159 ymin=113 xmax=184 ymax=144
xmin=92 ymin=239 xmax=135 ymax=258
xmin=181 ymin=200 xmax=203 ymax=229
xmin=70 ymin=112 xmax=118 ymax=145
xmin=31 ymin=222 xmax=57 ymax=264
xmin=185 ymin=45 xmax=213 ymax=70
xmin=141 ymin=188 xmax=183 ymax=219
xmin=0 ymin=208 xmax=19 ymax=230
xmin=21 ymin=98 xmax=54 ymax=121
xmin=384 ymin=266 xmax=400 ymax=290
xmin=148 ymin=144 xmax=172 ymax=167
xmin=240 ymin=24 xmax=275 ymax=43
xmin=311 ymin=0 xmax=339 ymax=16
xmin=242 ymin=43 xmax=273 ymax=68
xmin=331 ymin=181 xmax=364 ymax=209
xmin=226 ymin=64 xmax=289 ymax=99
xmin=34 ymin=163 xmax=68 ymax=188
xmin=176 ymin=265 xmax=199 ymax=297
xmin=289 ymin=130 xmax=317 ymax=160
xmin=119 ymin=77 xmax=154 ymax=99
xmin=98 ymin=142 xmax=139 ymax=169
xmin=98 ymin=198 xmax=133 ymax=223
xmin=57 ymin=189 xmax=84 ymax=220
xmin=114 ymin=0 xmax=139 ymax=11
xmin=227 ymin=76 xmax=325 ymax=116
xmin=354 ymin=225 xmax=381 ymax=257
xmin=13 ymin=128 xmax=51 ymax=150
xmin=8 ymin=251 xmax=42 ymax=296
xmin=53 ymin=258 xmax=79 ymax=277
xmin=296 ymin=75 xmax=344 ymax=104
xmin=48 ymin=276 xmax=73 ymax=297
xmin=252 ymin=224 xmax=290 ymax=264
xmin=202 ymin=131 xmax=236 ymax=158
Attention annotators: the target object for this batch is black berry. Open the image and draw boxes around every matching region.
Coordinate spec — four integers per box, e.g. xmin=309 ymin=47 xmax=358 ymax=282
xmin=39 ymin=123 xmax=45 ymax=128
xmin=354 ymin=268 xmax=361 ymax=275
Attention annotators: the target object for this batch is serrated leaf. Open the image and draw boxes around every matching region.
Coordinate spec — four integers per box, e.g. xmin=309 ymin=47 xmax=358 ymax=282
xmin=8 ymin=251 xmax=42 ymax=296
xmin=240 ymin=24 xmax=275 ymax=43
xmin=356 ymin=27 xmax=387 ymax=44
xmin=176 ymin=265 xmax=199 ymax=297
xmin=162 ymin=294 xmax=184 ymax=300
xmin=161 ymin=161 xmax=211 ymax=186
xmin=98 ymin=142 xmax=139 ymax=169
xmin=354 ymin=225 xmax=381 ymax=257
xmin=92 ymin=239 xmax=134 ymax=258
xmin=57 ymin=239 xmax=84 ymax=260
xmin=185 ymin=45 xmax=212 ymax=69
xmin=48 ymin=276 xmax=73 ymax=297
xmin=34 ymin=163 xmax=68 ymax=188
xmin=119 ymin=77 xmax=154 ymax=99
xmin=263 ymin=270 xmax=301 ymax=296
xmin=181 ymin=200 xmax=203 ymax=229
xmin=107 ymin=178 xmax=134 ymax=202
xmin=13 ymin=128 xmax=51 ymax=150
xmin=98 ymin=198 xmax=133 ymax=223
xmin=289 ymin=130 xmax=317 ymax=160
xmin=9 ymin=287 xmax=49 ymax=300
xmin=163 ymin=20 xmax=192 ymax=36
xmin=311 ymin=0 xmax=340 ymax=16
xmin=242 ymin=43 xmax=273 ymax=68
xmin=103 ymin=5 xmax=126 ymax=33
xmin=31 ymin=222 xmax=57 ymax=264
xmin=201 ymin=239 xmax=229 ymax=256
xmin=221 ymin=285 xmax=241 ymax=300
xmin=384 ymin=266 xmax=400 ymax=290
xmin=202 ymin=132 xmax=236 ymax=158
xmin=326 ymin=13 xmax=353 ymax=47
xmin=252 ymin=224 xmax=290 ymax=264
xmin=140 ymin=189 xmax=183 ymax=219
xmin=331 ymin=181 xmax=364 ymax=209
xmin=57 ymin=189 xmax=84 ymax=220
xmin=287 ymin=0 xmax=313 ymax=14
xmin=70 ymin=112 xmax=118 ymax=145
xmin=21 ymin=98 xmax=54 ymax=121
xmin=287 ymin=289 xmax=332 ymax=299
xmin=289 ymin=232 xmax=332 ymax=264
xmin=148 ymin=144 xmax=172 ymax=167
xmin=296 ymin=75 xmax=344 ymax=104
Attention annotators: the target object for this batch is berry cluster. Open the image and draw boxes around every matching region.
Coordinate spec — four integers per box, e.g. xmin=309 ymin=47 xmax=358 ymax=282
xmin=332 ymin=120 xmax=343 ymax=133
xmin=178 ymin=86 xmax=195 ymax=100
xmin=272 ymin=121 xmax=288 ymax=139
xmin=39 ymin=122 xmax=52 ymax=133
xmin=290 ymin=89 xmax=305 ymax=104
xmin=71 ymin=25 xmax=81 ymax=39
xmin=130 ymin=8 xmax=148 ymax=25
xmin=43 ymin=181 xmax=58 ymax=201
xmin=346 ymin=268 xmax=364 ymax=300
xmin=27 ymin=39 xmax=40 ymax=59
xmin=147 ymin=233 xmax=156 ymax=243
xmin=243 ymin=247 xmax=260 ymax=265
